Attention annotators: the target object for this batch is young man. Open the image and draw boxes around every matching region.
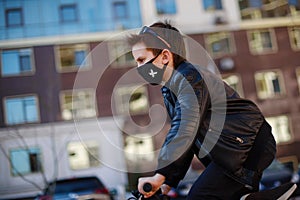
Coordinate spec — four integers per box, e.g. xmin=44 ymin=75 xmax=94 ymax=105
xmin=127 ymin=21 xmax=277 ymax=199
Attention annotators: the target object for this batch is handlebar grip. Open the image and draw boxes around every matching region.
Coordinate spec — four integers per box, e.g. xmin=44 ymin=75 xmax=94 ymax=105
xmin=143 ymin=182 xmax=152 ymax=192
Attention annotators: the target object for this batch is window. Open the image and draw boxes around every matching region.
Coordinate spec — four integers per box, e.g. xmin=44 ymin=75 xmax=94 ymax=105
xmin=56 ymin=44 xmax=89 ymax=72
xmin=254 ymin=70 xmax=285 ymax=99
xmin=60 ymin=4 xmax=78 ymax=22
xmin=289 ymin=26 xmax=300 ymax=50
xmin=4 ymin=95 xmax=39 ymax=125
xmin=222 ymin=74 xmax=244 ymax=97
xmin=108 ymin=40 xmax=135 ymax=67
xmin=205 ymin=32 xmax=235 ymax=58
xmin=296 ymin=67 xmax=300 ymax=92
xmin=155 ymin=0 xmax=177 ymax=14
xmin=113 ymin=1 xmax=127 ymax=19
xmin=114 ymin=85 xmax=149 ymax=115
xmin=67 ymin=141 xmax=100 ymax=170
xmin=124 ymin=134 xmax=155 ymax=162
xmin=10 ymin=147 xmax=42 ymax=176
xmin=1 ymin=48 xmax=34 ymax=76
xmin=289 ymin=0 xmax=300 ymax=15
xmin=60 ymin=89 xmax=97 ymax=120
xmin=239 ymin=0 xmax=299 ymax=19
xmin=203 ymin=0 xmax=223 ymax=11
xmin=6 ymin=8 xmax=23 ymax=27
xmin=248 ymin=29 xmax=277 ymax=54
xmin=266 ymin=115 xmax=291 ymax=143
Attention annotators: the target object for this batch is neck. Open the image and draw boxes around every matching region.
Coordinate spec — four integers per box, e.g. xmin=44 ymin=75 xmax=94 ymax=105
xmin=163 ymin=64 xmax=174 ymax=83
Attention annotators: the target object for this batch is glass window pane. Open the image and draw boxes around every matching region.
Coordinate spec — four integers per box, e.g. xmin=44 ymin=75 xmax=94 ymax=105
xmin=60 ymin=5 xmax=77 ymax=22
xmin=114 ymin=85 xmax=149 ymax=115
xmin=205 ymin=32 xmax=235 ymax=58
xmin=61 ymin=90 xmax=96 ymax=120
xmin=6 ymin=8 xmax=22 ymax=26
xmin=24 ymin=97 xmax=38 ymax=122
xmin=2 ymin=50 xmax=20 ymax=75
xmin=109 ymin=40 xmax=134 ymax=67
xmin=255 ymin=70 xmax=285 ymax=99
xmin=248 ymin=29 xmax=276 ymax=54
xmin=67 ymin=141 xmax=100 ymax=170
xmin=1 ymin=48 xmax=33 ymax=76
xmin=155 ymin=0 xmax=177 ymax=14
xmin=75 ymin=50 xmax=86 ymax=66
xmin=58 ymin=44 xmax=89 ymax=71
xmin=20 ymin=55 xmax=31 ymax=71
xmin=203 ymin=0 xmax=223 ymax=10
xmin=222 ymin=74 xmax=244 ymax=97
xmin=10 ymin=147 xmax=42 ymax=176
xmin=5 ymin=99 xmax=25 ymax=125
xmin=266 ymin=115 xmax=291 ymax=143
xmin=239 ymin=0 xmax=297 ymax=19
xmin=124 ymin=134 xmax=155 ymax=162
xmin=5 ymin=96 xmax=38 ymax=125
xmin=113 ymin=1 xmax=127 ymax=19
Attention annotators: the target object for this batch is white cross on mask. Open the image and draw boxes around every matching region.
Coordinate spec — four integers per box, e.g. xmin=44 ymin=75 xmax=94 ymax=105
xmin=149 ymin=69 xmax=158 ymax=78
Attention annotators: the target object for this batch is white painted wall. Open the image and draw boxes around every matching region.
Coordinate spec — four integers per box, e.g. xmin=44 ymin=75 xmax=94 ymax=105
xmin=0 ymin=117 xmax=127 ymax=199
xmin=139 ymin=0 xmax=242 ymax=34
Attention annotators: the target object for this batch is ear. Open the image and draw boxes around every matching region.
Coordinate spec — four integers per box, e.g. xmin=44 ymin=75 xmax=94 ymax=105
xmin=161 ymin=49 xmax=172 ymax=65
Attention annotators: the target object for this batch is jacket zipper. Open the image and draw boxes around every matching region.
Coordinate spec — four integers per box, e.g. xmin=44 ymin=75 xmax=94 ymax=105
xmin=208 ymin=128 xmax=244 ymax=144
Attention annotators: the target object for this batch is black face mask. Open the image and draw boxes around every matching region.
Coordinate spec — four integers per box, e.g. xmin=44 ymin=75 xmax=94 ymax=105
xmin=137 ymin=52 xmax=167 ymax=85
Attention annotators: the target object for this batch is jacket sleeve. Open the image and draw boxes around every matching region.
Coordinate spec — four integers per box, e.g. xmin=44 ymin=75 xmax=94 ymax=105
xmin=156 ymin=67 xmax=209 ymax=188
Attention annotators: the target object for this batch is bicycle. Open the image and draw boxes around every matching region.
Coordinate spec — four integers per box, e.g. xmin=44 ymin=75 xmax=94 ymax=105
xmin=127 ymin=182 xmax=297 ymax=200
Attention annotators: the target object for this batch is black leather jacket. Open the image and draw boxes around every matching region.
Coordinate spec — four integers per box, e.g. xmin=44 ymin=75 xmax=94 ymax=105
xmin=156 ymin=61 xmax=274 ymax=188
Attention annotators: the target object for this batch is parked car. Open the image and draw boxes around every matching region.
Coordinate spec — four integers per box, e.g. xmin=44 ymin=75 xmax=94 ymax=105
xmin=36 ymin=176 xmax=113 ymax=200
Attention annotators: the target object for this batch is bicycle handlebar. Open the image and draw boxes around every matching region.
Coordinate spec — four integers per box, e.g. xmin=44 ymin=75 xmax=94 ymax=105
xmin=143 ymin=182 xmax=152 ymax=192
xmin=127 ymin=183 xmax=170 ymax=200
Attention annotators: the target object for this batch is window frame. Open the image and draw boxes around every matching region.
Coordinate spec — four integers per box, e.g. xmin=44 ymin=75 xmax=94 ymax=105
xmin=296 ymin=67 xmax=300 ymax=93
xmin=55 ymin=43 xmax=91 ymax=73
xmin=108 ymin=40 xmax=135 ymax=68
xmin=9 ymin=146 xmax=43 ymax=176
xmin=155 ymin=0 xmax=177 ymax=15
xmin=204 ymin=32 xmax=236 ymax=58
xmin=67 ymin=140 xmax=100 ymax=170
xmin=239 ymin=0 xmax=300 ymax=20
xmin=222 ymin=73 xmax=244 ymax=97
xmin=247 ymin=28 xmax=278 ymax=55
xmin=112 ymin=1 xmax=128 ymax=19
xmin=3 ymin=94 xmax=40 ymax=125
xmin=265 ymin=115 xmax=293 ymax=144
xmin=124 ymin=133 xmax=155 ymax=162
xmin=59 ymin=4 xmax=78 ymax=23
xmin=59 ymin=89 xmax=97 ymax=121
xmin=288 ymin=26 xmax=300 ymax=51
xmin=202 ymin=0 xmax=223 ymax=11
xmin=113 ymin=84 xmax=150 ymax=116
xmin=0 ymin=48 xmax=35 ymax=77
xmin=254 ymin=69 xmax=286 ymax=99
xmin=5 ymin=8 xmax=23 ymax=27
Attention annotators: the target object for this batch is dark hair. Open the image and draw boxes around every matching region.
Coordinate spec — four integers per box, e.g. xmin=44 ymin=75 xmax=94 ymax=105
xmin=127 ymin=20 xmax=186 ymax=68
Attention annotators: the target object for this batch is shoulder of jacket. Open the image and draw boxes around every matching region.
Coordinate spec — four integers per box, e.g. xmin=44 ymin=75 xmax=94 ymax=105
xmin=173 ymin=62 xmax=203 ymax=84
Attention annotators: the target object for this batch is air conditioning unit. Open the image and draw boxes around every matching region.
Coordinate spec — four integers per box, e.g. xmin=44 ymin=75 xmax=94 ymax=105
xmin=214 ymin=15 xmax=227 ymax=25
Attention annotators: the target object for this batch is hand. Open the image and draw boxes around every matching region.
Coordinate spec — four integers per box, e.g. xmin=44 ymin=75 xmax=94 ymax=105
xmin=161 ymin=184 xmax=171 ymax=195
xmin=138 ymin=173 xmax=165 ymax=198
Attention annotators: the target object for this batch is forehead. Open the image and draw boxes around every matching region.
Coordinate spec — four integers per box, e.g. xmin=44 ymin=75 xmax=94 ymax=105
xmin=132 ymin=42 xmax=154 ymax=59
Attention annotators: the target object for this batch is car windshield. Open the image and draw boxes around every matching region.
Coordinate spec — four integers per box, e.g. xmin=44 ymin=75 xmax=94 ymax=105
xmin=46 ymin=177 xmax=104 ymax=194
